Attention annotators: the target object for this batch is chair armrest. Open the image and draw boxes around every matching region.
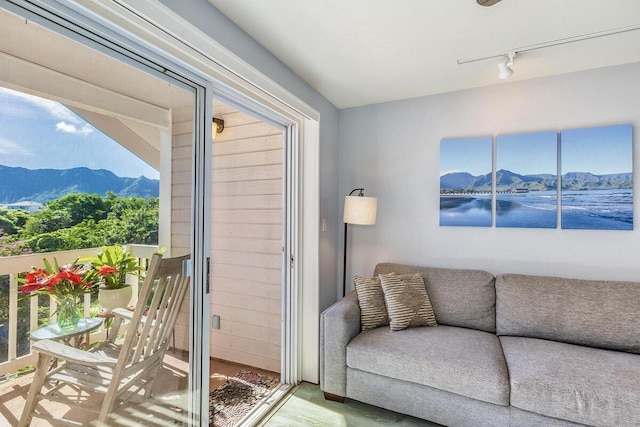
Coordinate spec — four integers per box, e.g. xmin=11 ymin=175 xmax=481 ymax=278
xmin=112 ymin=307 xmax=134 ymax=320
xmin=320 ymin=291 xmax=361 ymax=398
xmin=109 ymin=307 xmax=143 ymax=339
xmin=31 ymin=339 xmax=118 ymax=367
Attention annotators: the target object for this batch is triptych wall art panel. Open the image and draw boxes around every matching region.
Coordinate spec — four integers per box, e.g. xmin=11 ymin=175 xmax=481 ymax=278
xmin=439 ymin=136 xmax=492 ymax=227
xmin=496 ymin=131 xmax=558 ymax=229
xmin=561 ymin=124 xmax=633 ymax=230
xmin=439 ymin=123 xmax=633 ymax=230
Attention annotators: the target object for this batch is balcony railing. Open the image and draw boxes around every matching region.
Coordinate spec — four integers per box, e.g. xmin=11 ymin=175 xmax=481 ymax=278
xmin=0 ymin=244 xmax=158 ymax=378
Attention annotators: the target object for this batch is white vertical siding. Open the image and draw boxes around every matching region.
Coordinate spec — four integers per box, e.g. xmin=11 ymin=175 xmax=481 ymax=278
xmin=170 ymin=105 xmax=193 ymax=352
xmin=211 ymin=104 xmax=283 ymax=372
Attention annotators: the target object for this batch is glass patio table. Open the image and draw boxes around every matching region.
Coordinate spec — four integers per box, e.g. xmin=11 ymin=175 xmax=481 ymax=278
xmin=30 ymin=317 xmax=103 ymax=350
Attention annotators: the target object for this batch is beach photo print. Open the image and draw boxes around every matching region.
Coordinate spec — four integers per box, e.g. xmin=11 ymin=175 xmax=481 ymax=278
xmin=560 ymin=124 xmax=633 ymax=230
xmin=495 ymin=131 xmax=558 ymax=228
xmin=440 ymin=136 xmax=492 ymax=227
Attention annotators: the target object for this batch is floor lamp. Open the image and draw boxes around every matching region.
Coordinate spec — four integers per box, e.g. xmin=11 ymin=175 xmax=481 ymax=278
xmin=343 ymin=188 xmax=377 ymax=297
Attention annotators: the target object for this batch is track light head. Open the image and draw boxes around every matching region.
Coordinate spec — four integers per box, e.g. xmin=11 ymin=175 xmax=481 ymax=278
xmin=498 ymin=52 xmax=516 ymax=79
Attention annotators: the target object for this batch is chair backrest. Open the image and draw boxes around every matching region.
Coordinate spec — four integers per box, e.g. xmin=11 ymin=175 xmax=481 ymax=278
xmin=115 ymin=253 xmax=191 ymax=369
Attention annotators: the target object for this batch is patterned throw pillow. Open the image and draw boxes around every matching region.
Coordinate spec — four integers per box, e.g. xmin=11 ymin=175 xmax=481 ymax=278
xmin=354 ymin=275 xmax=389 ymax=331
xmin=379 ymin=272 xmax=437 ymax=331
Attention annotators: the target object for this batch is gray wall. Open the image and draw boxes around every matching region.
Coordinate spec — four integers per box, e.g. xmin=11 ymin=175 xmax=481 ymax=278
xmin=158 ymin=0 xmax=339 ymax=311
xmin=339 ymin=62 xmax=640 ymax=290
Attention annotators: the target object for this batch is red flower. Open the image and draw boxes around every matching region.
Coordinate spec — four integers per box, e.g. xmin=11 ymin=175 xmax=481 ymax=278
xmin=19 ymin=257 xmax=96 ymax=298
xmin=20 ymin=283 xmax=45 ymax=294
xmin=24 ymin=268 xmax=44 ymax=283
xmin=56 ymin=269 xmax=83 ymax=284
xmin=98 ymin=265 xmax=118 ymax=276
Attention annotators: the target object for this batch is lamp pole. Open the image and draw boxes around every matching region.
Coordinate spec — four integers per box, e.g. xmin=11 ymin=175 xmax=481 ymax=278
xmin=343 ymin=188 xmax=364 ymax=297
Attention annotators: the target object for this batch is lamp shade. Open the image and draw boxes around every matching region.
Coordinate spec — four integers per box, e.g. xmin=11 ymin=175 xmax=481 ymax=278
xmin=343 ymin=195 xmax=377 ymax=225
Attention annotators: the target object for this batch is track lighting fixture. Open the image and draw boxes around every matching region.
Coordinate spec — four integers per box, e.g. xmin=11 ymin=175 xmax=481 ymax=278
xmin=457 ymin=24 xmax=640 ymax=80
xmin=498 ymin=52 xmax=515 ymax=79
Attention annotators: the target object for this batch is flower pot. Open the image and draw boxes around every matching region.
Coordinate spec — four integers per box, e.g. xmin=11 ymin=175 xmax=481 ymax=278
xmin=98 ymin=286 xmax=132 ymax=314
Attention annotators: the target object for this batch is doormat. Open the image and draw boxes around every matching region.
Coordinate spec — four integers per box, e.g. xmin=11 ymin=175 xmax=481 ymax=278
xmin=209 ymin=370 xmax=279 ymax=427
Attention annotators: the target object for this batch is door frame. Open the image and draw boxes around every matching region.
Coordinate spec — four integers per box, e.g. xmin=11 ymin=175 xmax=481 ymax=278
xmin=100 ymin=0 xmax=322 ymax=384
xmin=2 ymin=1 xmax=321 ymax=424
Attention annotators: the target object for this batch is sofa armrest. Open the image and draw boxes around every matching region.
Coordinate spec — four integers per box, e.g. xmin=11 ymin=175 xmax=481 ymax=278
xmin=320 ymin=291 xmax=361 ymax=398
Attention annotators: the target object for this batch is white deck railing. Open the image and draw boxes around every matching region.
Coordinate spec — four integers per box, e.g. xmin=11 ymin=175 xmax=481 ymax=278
xmin=0 ymin=244 xmax=158 ymax=378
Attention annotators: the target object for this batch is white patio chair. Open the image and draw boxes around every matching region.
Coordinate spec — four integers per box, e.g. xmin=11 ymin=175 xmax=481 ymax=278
xmin=18 ymin=252 xmax=191 ymax=426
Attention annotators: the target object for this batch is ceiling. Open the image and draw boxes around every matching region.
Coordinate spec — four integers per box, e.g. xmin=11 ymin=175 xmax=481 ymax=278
xmin=0 ymin=7 xmax=195 ymax=169
xmin=0 ymin=7 xmax=192 ymax=119
xmin=208 ymin=0 xmax=640 ymax=109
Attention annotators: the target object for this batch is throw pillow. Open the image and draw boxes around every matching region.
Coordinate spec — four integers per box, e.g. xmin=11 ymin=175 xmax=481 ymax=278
xmin=379 ymin=272 xmax=437 ymax=331
xmin=353 ymin=275 xmax=389 ymax=330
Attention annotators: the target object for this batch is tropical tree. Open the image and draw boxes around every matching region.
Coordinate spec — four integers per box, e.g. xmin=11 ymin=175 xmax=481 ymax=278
xmin=22 ymin=209 xmax=72 ymax=236
xmin=2 ymin=194 xmax=158 ymax=254
xmin=46 ymin=193 xmax=109 ymax=225
xmin=0 ymin=209 xmax=29 ymax=234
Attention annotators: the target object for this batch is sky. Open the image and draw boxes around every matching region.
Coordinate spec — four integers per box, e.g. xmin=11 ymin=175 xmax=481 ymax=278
xmin=441 ymin=125 xmax=632 ymax=177
xmin=440 ymin=136 xmax=492 ymax=176
xmin=561 ymin=124 xmax=632 ymax=175
xmin=0 ymin=87 xmax=159 ymax=179
xmin=497 ymin=131 xmax=557 ymax=175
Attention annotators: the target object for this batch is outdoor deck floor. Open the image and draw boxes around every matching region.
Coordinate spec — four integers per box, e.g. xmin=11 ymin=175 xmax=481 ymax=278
xmin=0 ymin=351 xmax=276 ymax=426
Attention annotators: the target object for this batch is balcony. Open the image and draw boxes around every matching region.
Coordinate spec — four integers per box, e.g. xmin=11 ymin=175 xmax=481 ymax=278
xmin=0 ymin=245 xmax=199 ymax=425
xmin=0 ymin=244 xmax=158 ymax=379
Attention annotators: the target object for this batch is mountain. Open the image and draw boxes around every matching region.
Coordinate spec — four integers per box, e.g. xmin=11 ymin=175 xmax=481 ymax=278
xmin=440 ymin=172 xmax=475 ymax=189
xmin=440 ymin=169 xmax=630 ymax=193
xmin=440 ymin=171 xmax=493 ymax=192
xmin=0 ymin=165 xmax=159 ymax=203
xmin=495 ymin=169 xmax=557 ymax=192
xmin=561 ymin=172 xmax=632 ymax=190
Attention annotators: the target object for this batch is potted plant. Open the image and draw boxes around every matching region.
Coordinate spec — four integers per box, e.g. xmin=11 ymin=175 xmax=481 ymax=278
xmin=19 ymin=258 xmax=95 ymax=330
xmin=82 ymin=245 xmax=143 ymax=314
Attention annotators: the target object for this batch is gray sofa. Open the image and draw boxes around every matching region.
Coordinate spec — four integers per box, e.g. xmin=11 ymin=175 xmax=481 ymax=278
xmin=320 ymin=262 xmax=640 ymax=427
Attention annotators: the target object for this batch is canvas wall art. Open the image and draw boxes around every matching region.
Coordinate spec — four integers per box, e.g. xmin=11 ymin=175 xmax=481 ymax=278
xmin=440 ymin=136 xmax=492 ymax=227
xmin=495 ymin=131 xmax=558 ymax=228
xmin=560 ymin=124 xmax=633 ymax=230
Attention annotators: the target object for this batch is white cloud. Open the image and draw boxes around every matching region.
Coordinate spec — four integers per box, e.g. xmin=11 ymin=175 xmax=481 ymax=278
xmin=55 ymin=121 xmax=94 ymax=136
xmin=440 ymin=169 xmax=464 ymax=176
xmin=0 ymin=137 xmax=32 ymax=156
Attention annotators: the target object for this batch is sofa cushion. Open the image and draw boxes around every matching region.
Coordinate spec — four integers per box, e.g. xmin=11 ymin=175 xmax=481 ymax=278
xmin=496 ymin=273 xmax=640 ymax=353
xmin=346 ymin=325 xmax=510 ymax=406
xmin=501 ymin=336 xmax=640 ymax=427
xmin=374 ymin=263 xmax=496 ymax=332
xmin=379 ymin=273 xmax=437 ymax=331
xmin=353 ymin=275 xmax=389 ymax=331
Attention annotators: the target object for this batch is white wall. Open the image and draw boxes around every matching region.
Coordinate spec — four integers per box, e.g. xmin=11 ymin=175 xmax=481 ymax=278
xmin=158 ymin=0 xmax=340 ymax=312
xmin=339 ymin=62 xmax=640 ymax=290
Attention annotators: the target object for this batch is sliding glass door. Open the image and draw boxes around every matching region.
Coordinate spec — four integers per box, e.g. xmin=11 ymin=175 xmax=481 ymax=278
xmin=0 ymin=1 xmax=210 ymax=424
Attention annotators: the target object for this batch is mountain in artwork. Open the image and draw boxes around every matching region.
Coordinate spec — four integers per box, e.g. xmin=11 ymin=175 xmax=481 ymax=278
xmin=440 ymin=169 xmax=631 ymax=193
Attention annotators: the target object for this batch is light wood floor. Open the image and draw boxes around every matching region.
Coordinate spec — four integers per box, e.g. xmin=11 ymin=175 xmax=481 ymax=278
xmin=260 ymin=382 xmax=441 ymax=427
